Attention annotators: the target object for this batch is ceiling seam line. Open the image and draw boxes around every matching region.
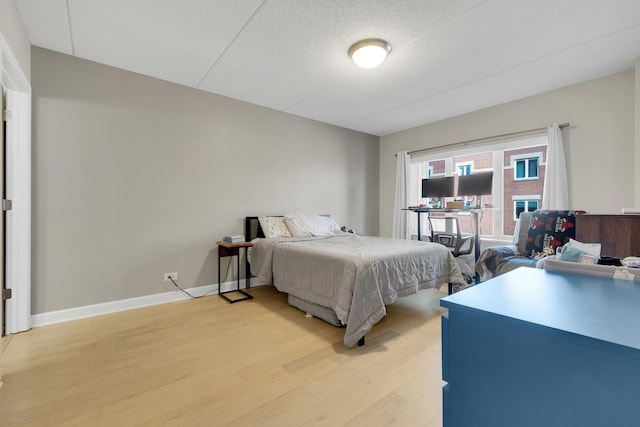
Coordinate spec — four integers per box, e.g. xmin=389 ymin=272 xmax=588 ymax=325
xmin=400 ymin=0 xmax=490 ymax=48
xmin=282 ymin=86 xmax=329 ymax=112
xmin=65 ymin=0 xmax=75 ymax=55
xmin=195 ymin=0 xmax=266 ymax=88
xmin=345 ymin=22 xmax=640 ymax=128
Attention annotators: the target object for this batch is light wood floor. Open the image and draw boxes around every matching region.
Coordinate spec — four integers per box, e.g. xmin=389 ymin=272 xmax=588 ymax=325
xmin=0 ymin=285 xmax=448 ymax=426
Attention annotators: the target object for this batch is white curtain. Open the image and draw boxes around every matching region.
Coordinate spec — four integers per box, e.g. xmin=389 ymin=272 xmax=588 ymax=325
xmin=542 ymin=122 xmax=569 ymax=209
xmin=392 ymin=151 xmax=411 ymax=239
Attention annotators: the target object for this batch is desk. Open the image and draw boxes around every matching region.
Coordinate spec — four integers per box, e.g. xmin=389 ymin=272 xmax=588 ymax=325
xmin=216 ymin=241 xmax=254 ymax=303
xmin=440 ymin=268 xmax=640 ymax=426
xmin=405 ymin=207 xmax=483 ymax=261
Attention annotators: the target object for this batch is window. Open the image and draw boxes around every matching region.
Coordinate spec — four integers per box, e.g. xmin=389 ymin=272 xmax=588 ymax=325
xmin=514 ymin=200 xmax=539 ymax=220
xmin=408 ymin=134 xmax=548 ymax=240
xmin=515 ymin=157 xmax=539 ymax=179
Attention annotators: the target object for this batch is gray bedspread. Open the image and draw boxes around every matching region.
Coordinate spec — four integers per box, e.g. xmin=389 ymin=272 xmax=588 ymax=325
xmin=250 ymin=234 xmax=465 ymax=347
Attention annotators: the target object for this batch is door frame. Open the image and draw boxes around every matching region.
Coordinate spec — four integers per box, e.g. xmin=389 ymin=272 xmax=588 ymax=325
xmin=1 ymin=34 xmax=31 ymax=334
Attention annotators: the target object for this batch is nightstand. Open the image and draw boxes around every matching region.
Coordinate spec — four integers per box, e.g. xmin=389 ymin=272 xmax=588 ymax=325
xmin=216 ymin=241 xmax=254 ymax=303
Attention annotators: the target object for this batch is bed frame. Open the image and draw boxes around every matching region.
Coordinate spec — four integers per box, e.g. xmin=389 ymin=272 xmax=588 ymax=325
xmin=244 ymin=216 xmax=267 ymax=241
xmin=244 ymin=216 xmax=266 ymax=283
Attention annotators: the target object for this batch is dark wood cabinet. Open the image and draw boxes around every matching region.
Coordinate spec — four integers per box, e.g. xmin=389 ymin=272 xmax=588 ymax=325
xmin=575 ymin=214 xmax=640 ymax=258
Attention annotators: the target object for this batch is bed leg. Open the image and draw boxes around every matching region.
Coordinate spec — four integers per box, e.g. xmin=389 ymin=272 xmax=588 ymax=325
xmin=448 ymin=283 xmax=453 ymax=295
xmin=357 ymin=336 xmax=365 ymax=347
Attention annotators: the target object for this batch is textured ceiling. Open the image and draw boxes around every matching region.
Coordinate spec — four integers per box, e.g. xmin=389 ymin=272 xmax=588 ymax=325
xmin=15 ymin=0 xmax=640 ymax=136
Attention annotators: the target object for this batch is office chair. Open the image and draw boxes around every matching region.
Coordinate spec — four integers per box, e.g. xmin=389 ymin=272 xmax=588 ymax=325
xmin=428 ymin=216 xmax=475 ymax=257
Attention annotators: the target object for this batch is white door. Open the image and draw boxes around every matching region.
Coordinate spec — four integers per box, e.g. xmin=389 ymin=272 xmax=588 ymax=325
xmin=4 ymin=89 xmax=31 ymax=334
xmin=1 ymin=85 xmax=5 ymax=387
xmin=0 ymin=36 xmax=32 ymax=349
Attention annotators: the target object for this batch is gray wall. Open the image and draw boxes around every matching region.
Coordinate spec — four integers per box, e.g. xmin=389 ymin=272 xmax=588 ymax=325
xmin=380 ymin=71 xmax=635 ymax=237
xmin=31 ymin=47 xmax=379 ymax=314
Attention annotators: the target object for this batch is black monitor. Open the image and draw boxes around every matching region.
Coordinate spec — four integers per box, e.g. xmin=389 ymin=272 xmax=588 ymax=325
xmin=457 ymin=171 xmax=493 ymax=197
xmin=422 ymin=176 xmax=455 ymax=198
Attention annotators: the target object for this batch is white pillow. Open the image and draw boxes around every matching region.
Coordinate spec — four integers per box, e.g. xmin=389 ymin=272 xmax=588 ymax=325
xmin=258 ymin=216 xmax=291 ymax=238
xmin=284 ymin=213 xmax=340 ymax=237
xmin=284 ymin=214 xmax=313 ymax=237
xmin=321 ymin=215 xmax=342 ymax=233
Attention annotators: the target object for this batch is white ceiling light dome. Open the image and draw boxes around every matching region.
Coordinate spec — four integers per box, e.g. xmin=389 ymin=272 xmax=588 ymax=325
xmin=348 ymin=38 xmax=392 ymax=69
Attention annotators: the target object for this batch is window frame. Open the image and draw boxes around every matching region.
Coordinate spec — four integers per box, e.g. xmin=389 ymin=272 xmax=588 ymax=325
xmin=512 ymin=154 xmax=542 ymax=180
xmin=408 ymin=134 xmax=548 ymax=241
xmin=513 ymin=199 xmax=540 ymax=220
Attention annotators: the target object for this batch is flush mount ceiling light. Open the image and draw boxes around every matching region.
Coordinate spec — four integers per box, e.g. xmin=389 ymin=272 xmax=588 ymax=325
xmin=348 ymin=38 xmax=392 ymax=69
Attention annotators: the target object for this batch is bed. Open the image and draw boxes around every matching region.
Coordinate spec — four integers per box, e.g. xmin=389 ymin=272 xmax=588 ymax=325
xmin=245 ymin=214 xmax=465 ymax=347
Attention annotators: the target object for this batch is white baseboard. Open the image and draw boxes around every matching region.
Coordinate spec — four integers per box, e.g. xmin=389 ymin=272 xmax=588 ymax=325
xmin=30 ymin=278 xmax=263 ymax=328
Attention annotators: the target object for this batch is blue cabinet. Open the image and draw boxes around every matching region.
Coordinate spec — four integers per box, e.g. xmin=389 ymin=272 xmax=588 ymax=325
xmin=440 ymin=267 xmax=640 ymax=427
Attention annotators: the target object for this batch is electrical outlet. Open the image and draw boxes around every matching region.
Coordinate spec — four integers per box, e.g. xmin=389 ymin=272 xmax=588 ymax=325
xmin=164 ymin=272 xmax=178 ymax=282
